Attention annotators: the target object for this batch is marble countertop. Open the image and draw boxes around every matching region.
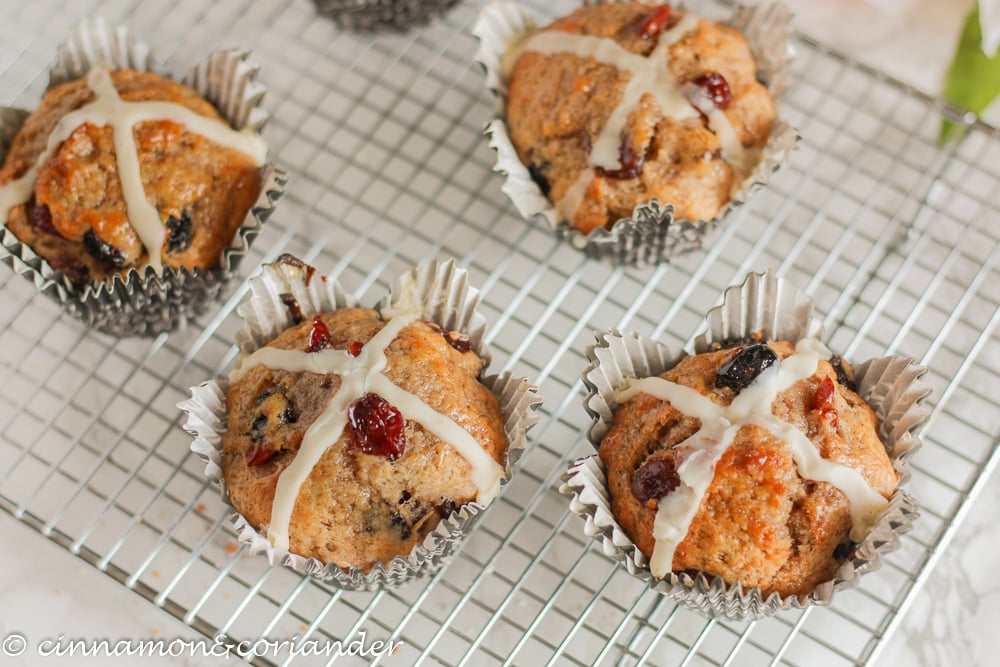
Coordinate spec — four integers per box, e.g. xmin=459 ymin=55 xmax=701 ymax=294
xmin=0 ymin=1 xmax=997 ymax=666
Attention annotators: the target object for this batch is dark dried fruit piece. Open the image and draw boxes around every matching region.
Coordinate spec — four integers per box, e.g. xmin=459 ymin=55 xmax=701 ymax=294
xmin=828 ymin=354 xmax=857 ymax=391
xmin=306 ymin=315 xmax=331 ymax=353
xmin=390 ymin=512 xmax=413 ymax=540
xmin=441 ymin=328 xmax=471 ymax=353
xmin=692 ymin=72 xmax=732 ymax=110
xmin=165 ymin=211 xmax=193 ymax=253
xmin=715 ymin=344 xmax=780 ymax=392
xmin=31 ymin=202 xmax=57 ymax=235
xmin=635 ymin=4 xmax=672 ymax=40
xmin=398 ymin=490 xmax=412 ymax=504
xmin=595 ymin=135 xmax=644 ymax=180
xmin=528 ymin=163 xmax=551 ymax=196
xmin=348 ymin=393 xmax=406 ymax=461
xmin=632 ymin=457 xmax=681 ymax=502
xmin=82 ymin=229 xmax=125 ymax=268
xmin=348 ymin=340 xmax=364 ymax=357
xmin=812 ymin=376 xmax=839 ymax=427
xmin=436 ymin=498 xmax=458 ymax=518
xmin=280 ymin=293 xmax=305 ymax=325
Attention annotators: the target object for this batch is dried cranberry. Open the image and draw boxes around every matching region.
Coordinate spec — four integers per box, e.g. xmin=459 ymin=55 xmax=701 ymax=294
xmin=715 ymin=344 xmax=779 ymax=393
xmin=632 ymin=457 xmax=681 ymax=502
xmin=528 ymin=163 xmax=551 ymax=196
xmin=82 ymin=229 xmax=126 ymax=268
xmin=280 ymin=293 xmax=305 ymax=325
xmin=306 ymin=315 xmax=331 ymax=353
xmin=276 ymin=253 xmax=316 ymax=285
xmin=441 ymin=329 xmax=471 ymax=353
xmin=165 ymin=211 xmax=193 ymax=253
xmin=813 ymin=377 xmax=839 ymax=427
xmin=31 ymin=202 xmax=57 ymax=234
xmin=348 ymin=340 xmax=364 ymax=357
xmin=348 ymin=393 xmax=406 ymax=461
xmin=692 ymin=72 xmax=732 ymax=110
xmin=828 ymin=355 xmax=857 ymax=392
xmin=246 ymin=442 xmax=277 ymax=467
xmin=595 ymin=136 xmax=644 ymax=180
xmin=636 ymin=5 xmax=672 ymax=41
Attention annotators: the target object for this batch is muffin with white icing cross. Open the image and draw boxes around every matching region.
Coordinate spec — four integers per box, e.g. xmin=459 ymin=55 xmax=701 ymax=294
xmin=181 ymin=256 xmax=539 ymax=588
xmin=504 ymin=2 xmax=776 ymax=235
xmin=0 ymin=68 xmax=265 ymax=285
xmin=223 ymin=304 xmax=507 ymax=571
xmin=599 ymin=338 xmax=897 ymax=597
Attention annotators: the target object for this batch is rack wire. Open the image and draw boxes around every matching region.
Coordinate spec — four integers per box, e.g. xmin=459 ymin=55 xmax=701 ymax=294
xmin=1 ymin=0 xmax=998 ymax=665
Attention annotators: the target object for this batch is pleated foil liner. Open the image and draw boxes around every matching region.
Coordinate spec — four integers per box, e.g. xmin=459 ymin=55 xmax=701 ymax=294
xmin=473 ymin=2 xmax=799 ymax=266
xmin=312 ymin=0 xmax=460 ymax=32
xmin=0 ymin=17 xmax=286 ymax=337
xmin=560 ymin=270 xmax=932 ymax=619
xmin=179 ymin=256 xmax=542 ymax=590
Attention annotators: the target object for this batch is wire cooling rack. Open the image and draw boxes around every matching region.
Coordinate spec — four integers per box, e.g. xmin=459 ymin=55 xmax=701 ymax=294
xmin=1 ymin=0 xmax=998 ymax=665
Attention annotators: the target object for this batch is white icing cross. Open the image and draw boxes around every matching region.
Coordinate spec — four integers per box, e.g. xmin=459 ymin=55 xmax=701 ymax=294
xmin=507 ymin=12 xmax=752 ymax=222
xmin=615 ymin=339 xmax=889 ymax=579
xmin=230 ymin=300 xmax=504 ymax=551
xmin=0 ymin=65 xmax=267 ymax=274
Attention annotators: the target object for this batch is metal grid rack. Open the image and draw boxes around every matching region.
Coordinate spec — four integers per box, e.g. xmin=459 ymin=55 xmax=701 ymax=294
xmin=1 ymin=0 xmax=998 ymax=664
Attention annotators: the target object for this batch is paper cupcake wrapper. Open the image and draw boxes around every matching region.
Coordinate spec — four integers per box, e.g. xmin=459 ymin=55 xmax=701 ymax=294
xmin=0 ymin=17 xmax=286 ymax=337
xmin=312 ymin=0 xmax=460 ymax=32
xmin=179 ymin=256 xmax=542 ymax=590
xmin=562 ymin=270 xmax=930 ymax=619
xmin=473 ymin=2 xmax=799 ymax=265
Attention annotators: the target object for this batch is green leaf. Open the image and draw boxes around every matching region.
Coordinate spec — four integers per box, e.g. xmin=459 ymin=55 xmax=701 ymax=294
xmin=940 ymin=6 xmax=1000 ymax=143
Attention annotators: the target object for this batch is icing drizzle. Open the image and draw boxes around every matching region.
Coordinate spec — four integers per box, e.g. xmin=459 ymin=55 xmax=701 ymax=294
xmin=508 ymin=12 xmax=753 ymax=222
xmin=0 ymin=66 xmax=267 ymax=274
xmin=615 ymin=339 xmax=889 ymax=579
xmin=230 ymin=301 xmax=504 ymax=552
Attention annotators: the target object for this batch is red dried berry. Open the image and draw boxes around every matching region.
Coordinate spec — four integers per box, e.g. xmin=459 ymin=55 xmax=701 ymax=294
xmin=348 ymin=393 xmax=406 ymax=461
xmin=813 ymin=376 xmax=839 ymax=427
xmin=636 ymin=5 xmax=672 ymax=40
xmin=246 ymin=443 xmax=277 ymax=467
xmin=306 ymin=315 xmax=331 ymax=353
xmin=348 ymin=340 xmax=364 ymax=357
xmin=32 ymin=202 xmax=57 ymax=234
xmin=632 ymin=457 xmax=681 ymax=502
xmin=693 ymin=72 xmax=732 ymax=110
xmin=441 ymin=329 xmax=471 ymax=353
xmin=595 ymin=136 xmax=645 ymax=180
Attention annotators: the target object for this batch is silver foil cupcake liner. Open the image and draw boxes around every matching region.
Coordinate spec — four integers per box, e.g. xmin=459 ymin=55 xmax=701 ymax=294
xmin=179 ymin=256 xmax=542 ymax=590
xmin=0 ymin=17 xmax=286 ymax=337
xmin=561 ymin=270 xmax=931 ymax=618
xmin=473 ymin=2 xmax=799 ymax=265
xmin=312 ymin=0 xmax=460 ymax=32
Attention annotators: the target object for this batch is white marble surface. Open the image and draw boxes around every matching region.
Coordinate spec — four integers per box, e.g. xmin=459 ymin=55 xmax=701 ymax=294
xmin=0 ymin=2 xmax=998 ymax=666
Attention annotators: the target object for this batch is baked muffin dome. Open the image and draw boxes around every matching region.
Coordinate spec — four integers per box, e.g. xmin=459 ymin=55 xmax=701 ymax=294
xmin=505 ymin=2 xmax=775 ymax=234
xmin=599 ymin=339 xmax=898 ymax=597
xmin=223 ymin=306 xmax=507 ymax=571
xmin=0 ymin=68 xmax=263 ymax=284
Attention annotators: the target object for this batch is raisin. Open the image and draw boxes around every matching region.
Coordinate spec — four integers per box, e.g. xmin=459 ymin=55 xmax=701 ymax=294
xmin=632 ymin=457 xmax=681 ymax=502
xmin=31 ymin=202 xmax=57 ymax=234
xmin=812 ymin=377 xmax=839 ymax=428
xmin=714 ymin=344 xmax=779 ymax=393
xmin=348 ymin=393 xmax=406 ymax=461
xmin=82 ymin=229 xmax=125 ymax=268
xmin=595 ymin=135 xmax=644 ymax=180
xmin=528 ymin=163 xmax=551 ymax=196
xmin=692 ymin=72 xmax=732 ymax=110
xmin=306 ymin=315 xmax=331 ymax=353
xmin=390 ymin=512 xmax=412 ymax=540
xmin=436 ymin=499 xmax=458 ymax=519
xmin=635 ymin=5 xmax=672 ymax=40
xmin=246 ymin=442 xmax=277 ymax=467
xmin=348 ymin=340 xmax=363 ymax=357
xmin=165 ymin=211 xmax=193 ymax=253
xmin=276 ymin=253 xmax=316 ymax=285
xmin=398 ymin=490 xmax=412 ymax=504
xmin=828 ymin=355 xmax=857 ymax=392
xmin=280 ymin=293 xmax=305 ymax=325
xmin=441 ymin=328 xmax=471 ymax=353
